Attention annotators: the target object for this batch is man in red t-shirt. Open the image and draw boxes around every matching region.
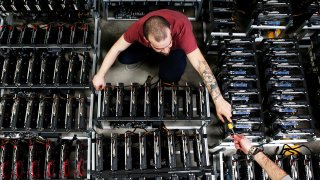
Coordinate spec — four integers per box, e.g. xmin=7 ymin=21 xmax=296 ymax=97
xmin=92 ymin=9 xmax=232 ymax=122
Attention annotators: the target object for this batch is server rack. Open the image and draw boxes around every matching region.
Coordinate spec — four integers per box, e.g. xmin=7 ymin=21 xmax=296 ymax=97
xmin=0 ymin=0 xmax=100 ymax=179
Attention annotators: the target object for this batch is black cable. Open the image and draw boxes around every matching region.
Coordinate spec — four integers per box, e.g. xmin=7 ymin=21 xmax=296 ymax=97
xmin=289 ymin=144 xmax=313 ymax=154
xmin=279 ymin=144 xmax=303 ymax=157
xmin=279 ymin=143 xmax=290 ymax=155
xmin=125 ymin=128 xmax=137 ymax=135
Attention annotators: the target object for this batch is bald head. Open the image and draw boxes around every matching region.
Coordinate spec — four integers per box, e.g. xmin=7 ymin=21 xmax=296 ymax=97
xmin=143 ymin=16 xmax=170 ymax=42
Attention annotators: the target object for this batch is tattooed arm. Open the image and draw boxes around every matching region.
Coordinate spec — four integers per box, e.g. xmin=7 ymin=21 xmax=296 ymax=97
xmin=187 ymin=48 xmax=232 ymax=122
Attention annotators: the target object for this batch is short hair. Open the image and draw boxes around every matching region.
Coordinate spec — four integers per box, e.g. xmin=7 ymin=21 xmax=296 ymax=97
xmin=143 ymin=16 xmax=170 ymax=42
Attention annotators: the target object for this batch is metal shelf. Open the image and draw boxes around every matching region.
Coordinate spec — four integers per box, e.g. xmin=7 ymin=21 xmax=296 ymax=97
xmin=102 ymin=0 xmax=202 ymax=21
xmin=0 ymin=84 xmax=91 ymax=89
xmin=106 ymin=0 xmax=202 ymax=2
xmin=106 ymin=17 xmax=198 ymax=21
xmin=96 ymin=117 xmax=211 ymax=121
xmin=0 ymin=128 xmax=89 ymax=134
xmin=91 ymin=166 xmax=214 ymax=179
xmin=0 ymin=44 xmax=93 ymax=49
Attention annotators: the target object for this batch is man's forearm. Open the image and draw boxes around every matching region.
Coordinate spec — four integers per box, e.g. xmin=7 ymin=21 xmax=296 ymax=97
xmin=198 ymin=59 xmax=222 ymax=102
xmin=96 ymin=35 xmax=131 ymax=77
xmin=187 ymin=48 xmax=231 ymax=121
xmin=254 ymin=152 xmax=288 ymax=180
xmin=96 ymin=48 xmax=120 ymax=77
xmin=186 ymin=48 xmax=224 ymax=104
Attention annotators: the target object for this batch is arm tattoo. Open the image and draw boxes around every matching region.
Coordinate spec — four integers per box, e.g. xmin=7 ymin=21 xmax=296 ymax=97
xmin=198 ymin=59 xmax=222 ymax=102
xmin=210 ymin=83 xmax=218 ymax=90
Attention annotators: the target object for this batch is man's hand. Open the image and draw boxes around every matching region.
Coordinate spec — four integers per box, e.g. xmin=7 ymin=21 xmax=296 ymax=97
xmin=92 ymin=74 xmax=106 ymax=90
xmin=232 ymin=134 xmax=252 ymax=154
xmin=214 ymin=96 xmax=232 ymax=123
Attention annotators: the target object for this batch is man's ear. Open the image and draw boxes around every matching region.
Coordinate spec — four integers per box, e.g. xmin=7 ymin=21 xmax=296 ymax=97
xmin=143 ymin=36 xmax=149 ymax=43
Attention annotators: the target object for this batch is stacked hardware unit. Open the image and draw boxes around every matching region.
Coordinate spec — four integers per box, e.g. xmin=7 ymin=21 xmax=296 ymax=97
xmin=209 ymin=0 xmax=237 ymax=33
xmin=305 ymin=34 xmax=320 ymax=130
xmin=251 ymin=0 xmax=318 ymax=37
xmin=0 ymin=50 xmax=91 ymax=87
xmin=0 ymin=0 xmax=93 ymax=21
xmin=215 ymin=150 xmax=320 ymax=180
xmin=93 ymin=128 xmax=212 ymax=179
xmin=260 ymin=39 xmax=315 ymax=140
xmin=207 ymin=0 xmax=256 ymax=34
xmin=0 ymin=136 xmax=88 ymax=179
xmin=218 ymin=38 xmax=264 ymax=138
xmin=310 ymin=34 xmax=320 ymax=91
xmin=307 ymin=9 xmax=320 ymax=29
xmin=96 ymin=82 xmax=210 ymax=125
xmin=102 ymin=0 xmax=202 ymax=21
xmin=0 ymin=91 xmax=88 ymax=132
xmin=0 ymin=23 xmax=90 ymax=46
xmin=292 ymin=0 xmax=319 ymax=34
xmin=251 ymin=0 xmax=292 ymax=36
xmin=206 ymin=0 xmax=247 ymax=53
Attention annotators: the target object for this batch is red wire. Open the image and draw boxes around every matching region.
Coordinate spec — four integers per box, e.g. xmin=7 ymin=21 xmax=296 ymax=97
xmin=77 ymin=160 xmax=84 ymax=177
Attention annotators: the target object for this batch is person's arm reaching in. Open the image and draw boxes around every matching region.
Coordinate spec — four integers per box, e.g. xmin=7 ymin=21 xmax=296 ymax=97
xmin=92 ymin=35 xmax=131 ymax=90
xmin=233 ymin=134 xmax=292 ymax=180
xmin=187 ymin=48 xmax=232 ymax=122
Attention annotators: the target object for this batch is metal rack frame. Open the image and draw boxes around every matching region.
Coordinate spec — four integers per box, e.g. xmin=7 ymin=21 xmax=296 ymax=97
xmin=101 ymin=0 xmax=203 ymax=21
xmin=0 ymin=0 xmax=101 ymax=179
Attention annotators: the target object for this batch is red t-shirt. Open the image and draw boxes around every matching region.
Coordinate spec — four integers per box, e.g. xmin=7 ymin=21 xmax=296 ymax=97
xmin=123 ymin=9 xmax=198 ymax=54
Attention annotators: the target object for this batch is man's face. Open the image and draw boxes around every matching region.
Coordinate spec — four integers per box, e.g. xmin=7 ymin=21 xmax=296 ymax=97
xmin=148 ymin=28 xmax=172 ymax=56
